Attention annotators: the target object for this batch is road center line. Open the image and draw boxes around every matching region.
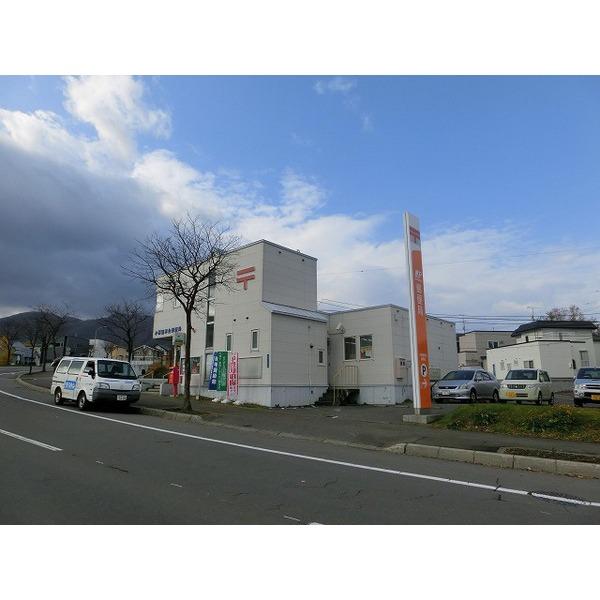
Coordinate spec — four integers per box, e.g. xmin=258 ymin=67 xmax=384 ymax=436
xmin=0 ymin=427 xmax=62 ymax=452
xmin=1 ymin=387 xmax=600 ymax=508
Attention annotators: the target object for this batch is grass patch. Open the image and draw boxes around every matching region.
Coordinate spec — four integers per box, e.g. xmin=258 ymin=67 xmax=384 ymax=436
xmin=434 ymin=404 xmax=600 ymax=443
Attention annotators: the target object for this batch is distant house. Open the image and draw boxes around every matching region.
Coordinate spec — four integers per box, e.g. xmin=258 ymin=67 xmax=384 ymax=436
xmin=457 ymin=330 xmax=511 ymax=370
xmin=11 ymin=341 xmax=38 ymax=366
xmin=487 ymin=320 xmax=599 ymax=379
xmin=131 ymin=344 xmax=169 ymax=376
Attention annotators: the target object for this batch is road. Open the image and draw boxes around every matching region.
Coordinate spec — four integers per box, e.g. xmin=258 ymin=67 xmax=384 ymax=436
xmin=1 ymin=365 xmax=600 ymax=524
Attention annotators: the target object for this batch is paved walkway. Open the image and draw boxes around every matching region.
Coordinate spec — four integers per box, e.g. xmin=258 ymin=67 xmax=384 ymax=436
xmin=24 ymin=370 xmax=600 ymax=456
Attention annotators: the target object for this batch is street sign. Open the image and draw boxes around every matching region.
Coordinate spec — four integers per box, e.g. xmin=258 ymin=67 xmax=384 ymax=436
xmin=173 ymin=332 xmax=185 ymax=346
xmin=403 ymin=211 xmax=431 ymax=413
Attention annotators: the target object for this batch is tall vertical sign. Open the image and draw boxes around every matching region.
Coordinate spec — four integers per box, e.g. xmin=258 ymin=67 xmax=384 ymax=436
xmin=403 ymin=212 xmax=431 ymax=412
xmin=227 ymin=352 xmax=239 ymax=401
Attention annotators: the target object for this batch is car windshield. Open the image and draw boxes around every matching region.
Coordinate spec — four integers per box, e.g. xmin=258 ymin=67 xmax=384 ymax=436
xmin=506 ymin=370 xmax=537 ymax=381
xmin=577 ymin=368 xmax=600 ymax=380
xmin=442 ymin=370 xmax=475 ymax=381
xmin=97 ymin=360 xmax=137 ymax=380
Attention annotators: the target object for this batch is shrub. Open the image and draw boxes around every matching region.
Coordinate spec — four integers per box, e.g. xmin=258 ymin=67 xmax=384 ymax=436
xmin=523 ymin=406 xmax=580 ymax=434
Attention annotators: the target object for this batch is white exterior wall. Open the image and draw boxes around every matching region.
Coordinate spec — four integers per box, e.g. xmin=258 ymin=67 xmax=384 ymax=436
xmin=457 ymin=331 xmax=511 ymax=369
xmin=152 ymin=240 xmax=325 ymax=407
xmin=487 ymin=341 xmax=591 ymax=379
xmin=270 ymin=314 xmax=327 ymax=406
xmin=328 ymin=305 xmax=457 ymax=405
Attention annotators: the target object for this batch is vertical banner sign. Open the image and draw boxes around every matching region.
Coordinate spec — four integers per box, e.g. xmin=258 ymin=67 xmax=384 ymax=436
xmin=208 ymin=352 xmax=219 ymax=390
xmin=216 ymin=351 xmax=229 ymax=392
xmin=227 ymin=352 xmax=239 ymax=400
xmin=403 ymin=212 xmax=432 ymax=412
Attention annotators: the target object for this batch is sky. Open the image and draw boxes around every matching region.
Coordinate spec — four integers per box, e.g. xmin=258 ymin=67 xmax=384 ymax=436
xmin=1 ymin=75 xmax=600 ymax=328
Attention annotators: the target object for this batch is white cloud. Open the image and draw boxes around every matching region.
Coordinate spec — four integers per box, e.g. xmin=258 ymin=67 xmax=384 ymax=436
xmin=63 ymin=76 xmax=171 ymax=163
xmin=314 ymin=76 xmax=356 ymax=95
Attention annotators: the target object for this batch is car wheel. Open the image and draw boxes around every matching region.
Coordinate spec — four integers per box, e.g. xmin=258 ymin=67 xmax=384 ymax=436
xmin=54 ymin=388 xmax=63 ymax=405
xmin=574 ymin=398 xmax=584 ymax=407
xmin=499 ymin=398 xmax=507 ymax=404
xmin=435 ymin=397 xmax=444 ymax=404
xmin=548 ymin=393 xmax=554 ymax=406
xmin=469 ymin=389 xmax=477 ymax=403
xmin=492 ymin=390 xmax=499 ymax=403
xmin=77 ymin=391 xmax=89 ymax=411
xmin=536 ymin=392 xmax=543 ymax=405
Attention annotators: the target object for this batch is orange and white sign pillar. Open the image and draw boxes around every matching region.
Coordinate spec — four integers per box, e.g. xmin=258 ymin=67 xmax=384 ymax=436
xmin=403 ymin=212 xmax=431 ymax=414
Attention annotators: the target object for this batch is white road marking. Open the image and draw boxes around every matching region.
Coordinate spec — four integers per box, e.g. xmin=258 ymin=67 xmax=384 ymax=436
xmin=283 ymin=515 xmax=301 ymax=522
xmin=169 ymin=483 xmax=183 ymax=488
xmin=1 ymin=387 xmax=600 ymax=508
xmin=0 ymin=427 xmax=62 ymax=452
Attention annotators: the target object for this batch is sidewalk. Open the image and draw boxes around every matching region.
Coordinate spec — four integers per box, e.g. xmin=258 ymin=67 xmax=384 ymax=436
xmin=22 ymin=371 xmax=600 ymax=457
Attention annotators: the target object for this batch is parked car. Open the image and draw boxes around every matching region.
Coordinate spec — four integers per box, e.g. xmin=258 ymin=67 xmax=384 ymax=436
xmin=51 ymin=356 xmax=141 ymax=411
xmin=432 ymin=368 xmax=500 ymax=403
xmin=499 ymin=368 xmax=554 ymax=405
xmin=573 ymin=367 xmax=600 ymax=407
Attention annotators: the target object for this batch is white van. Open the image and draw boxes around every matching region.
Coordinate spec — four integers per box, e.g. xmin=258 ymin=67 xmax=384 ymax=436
xmin=51 ymin=357 xmax=141 ymax=410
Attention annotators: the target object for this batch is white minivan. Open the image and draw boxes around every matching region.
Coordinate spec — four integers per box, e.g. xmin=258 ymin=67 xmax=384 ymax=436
xmin=51 ymin=357 xmax=141 ymax=410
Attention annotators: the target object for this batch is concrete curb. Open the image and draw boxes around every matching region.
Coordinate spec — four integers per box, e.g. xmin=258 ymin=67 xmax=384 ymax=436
xmin=16 ymin=373 xmax=49 ymax=393
xmin=13 ymin=375 xmax=600 ymax=479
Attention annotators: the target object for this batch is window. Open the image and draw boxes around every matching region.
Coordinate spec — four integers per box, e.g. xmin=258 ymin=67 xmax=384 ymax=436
xmin=318 ymin=349 xmax=325 ymax=365
xmin=205 ymin=323 xmax=214 ymax=348
xmin=525 ymin=336 xmax=529 ymax=343
xmin=156 ymin=293 xmax=164 ymax=312
xmin=344 ymin=336 xmax=356 ymax=360
xmin=56 ymin=360 xmax=71 ymax=374
xmin=523 ymin=360 xmax=534 ymax=368
xmin=487 ymin=341 xmax=499 ymax=349
xmin=492 ymin=363 xmax=496 ymax=376
xmin=67 ymin=360 xmax=84 ymax=374
xmin=580 ymin=350 xmax=590 ymax=367
xmin=251 ymin=329 xmax=259 ymax=351
xmin=97 ymin=360 xmax=137 ymax=379
xmin=205 ymin=298 xmax=215 ymax=348
xmin=226 ymin=333 xmax=232 ymax=352
xmin=359 ymin=335 xmax=373 ymax=359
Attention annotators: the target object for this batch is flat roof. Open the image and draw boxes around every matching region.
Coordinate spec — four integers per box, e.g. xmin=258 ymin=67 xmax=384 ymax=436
xmin=236 ymin=239 xmax=317 ymax=261
xmin=326 ymin=304 xmax=456 ymax=326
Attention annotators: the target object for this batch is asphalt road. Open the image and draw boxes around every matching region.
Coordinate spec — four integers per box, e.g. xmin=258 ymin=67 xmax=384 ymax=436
xmin=1 ymin=366 xmax=600 ymax=524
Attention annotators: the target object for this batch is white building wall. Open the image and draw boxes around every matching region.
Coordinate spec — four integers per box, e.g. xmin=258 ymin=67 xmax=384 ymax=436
xmin=487 ymin=341 xmax=591 ymax=379
xmin=270 ymin=314 xmax=327 ymax=406
xmin=328 ymin=305 xmax=457 ymax=405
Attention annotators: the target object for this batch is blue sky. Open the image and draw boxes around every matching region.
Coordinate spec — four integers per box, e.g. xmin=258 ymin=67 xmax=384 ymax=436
xmin=1 ymin=75 xmax=600 ymax=323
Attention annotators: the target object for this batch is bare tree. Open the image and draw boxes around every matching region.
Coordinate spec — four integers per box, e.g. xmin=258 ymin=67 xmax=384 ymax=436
xmin=21 ymin=315 xmax=40 ymax=374
xmin=36 ymin=304 xmax=72 ymax=370
xmin=100 ymin=301 xmax=149 ymax=362
xmin=124 ymin=215 xmax=239 ymax=411
xmin=545 ymin=305 xmax=585 ymax=321
xmin=0 ymin=320 xmax=20 ymax=366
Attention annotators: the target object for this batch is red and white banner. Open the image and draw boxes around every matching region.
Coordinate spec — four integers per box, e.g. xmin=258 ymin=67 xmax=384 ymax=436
xmin=227 ymin=351 xmax=239 ymax=400
xmin=403 ymin=212 xmax=431 ymax=411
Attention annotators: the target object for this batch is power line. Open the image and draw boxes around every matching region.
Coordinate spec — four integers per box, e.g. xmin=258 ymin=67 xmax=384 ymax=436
xmin=317 ymin=243 xmax=600 ymax=277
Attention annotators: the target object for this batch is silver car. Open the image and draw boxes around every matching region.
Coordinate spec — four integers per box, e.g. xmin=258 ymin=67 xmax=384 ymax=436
xmin=573 ymin=367 xmax=600 ymax=407
xmin=432 ymin=368 xmax=501 ymax=403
